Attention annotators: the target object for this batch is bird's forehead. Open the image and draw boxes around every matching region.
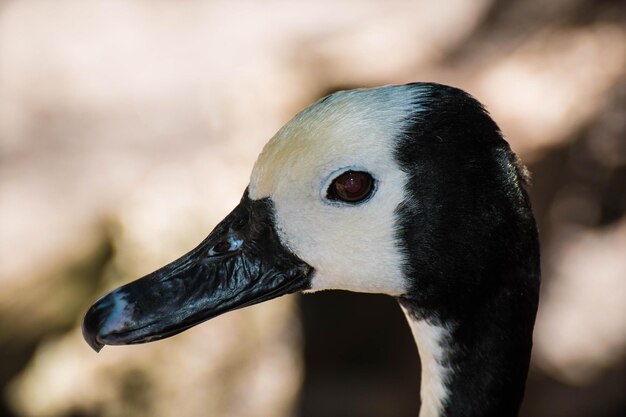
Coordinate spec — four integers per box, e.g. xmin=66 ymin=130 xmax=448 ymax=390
xmin=249 ymin=85 xmax=423 ymax=199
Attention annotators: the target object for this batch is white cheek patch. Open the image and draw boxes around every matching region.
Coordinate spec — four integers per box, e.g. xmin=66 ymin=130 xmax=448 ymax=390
xmin=275 ymin=162 xmax=408 ymax=295
xmin=249 ymin=85 xmax=427 ymax=296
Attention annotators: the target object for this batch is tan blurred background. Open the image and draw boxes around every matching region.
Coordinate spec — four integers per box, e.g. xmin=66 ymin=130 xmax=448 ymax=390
xmin=0 ymin=1 xmax=625 ymax=416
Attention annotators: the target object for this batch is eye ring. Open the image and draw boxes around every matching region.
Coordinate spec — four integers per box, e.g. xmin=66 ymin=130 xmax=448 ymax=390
xmin=326 ymin=170 xmax=374 ymax=204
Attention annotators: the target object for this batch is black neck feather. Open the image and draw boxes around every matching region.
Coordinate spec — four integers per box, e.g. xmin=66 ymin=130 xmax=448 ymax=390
xmin=395 ymin=83 xmax=541 ymax=417
xmin=399 ymin=263 xmax=539 ymax=417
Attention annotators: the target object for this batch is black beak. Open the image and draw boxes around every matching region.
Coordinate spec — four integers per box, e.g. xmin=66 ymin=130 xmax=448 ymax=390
xmin=82 ymin=192 xmax=312 ymax=352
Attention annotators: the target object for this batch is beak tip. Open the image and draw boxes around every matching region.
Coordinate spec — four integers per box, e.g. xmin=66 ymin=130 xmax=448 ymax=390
xmin=82 ymin=324 xmax=105 ymax=352
xmin=89 ymin=340 xmax=105 ymax=353
xmin=82 ymin=303 xmax=107 ymax=353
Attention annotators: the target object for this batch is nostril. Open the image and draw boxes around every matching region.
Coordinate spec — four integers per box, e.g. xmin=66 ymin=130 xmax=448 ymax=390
xmin=213 ymin=241 xmax=231 ymax=254
xmin=208 ymin=237 xmax=243 ymax=256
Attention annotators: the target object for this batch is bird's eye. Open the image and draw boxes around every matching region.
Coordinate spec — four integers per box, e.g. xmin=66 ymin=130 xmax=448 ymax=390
xmin=327 ymin=170 xmax=374 ymax=203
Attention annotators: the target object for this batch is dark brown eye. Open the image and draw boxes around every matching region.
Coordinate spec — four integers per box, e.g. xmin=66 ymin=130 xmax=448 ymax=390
xmin=327 ymin=170 xmax=374 ymax=203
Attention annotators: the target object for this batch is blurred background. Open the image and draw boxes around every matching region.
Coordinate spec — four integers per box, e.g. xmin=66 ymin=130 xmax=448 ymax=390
xmin=1 ymin=0 xmax=624 ymax=416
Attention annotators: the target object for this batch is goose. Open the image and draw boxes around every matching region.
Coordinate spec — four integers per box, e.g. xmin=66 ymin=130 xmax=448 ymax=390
xmin=82 ymin=82 xmax=540 ymax=417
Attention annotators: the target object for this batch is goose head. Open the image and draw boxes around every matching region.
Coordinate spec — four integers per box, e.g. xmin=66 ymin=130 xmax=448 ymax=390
xmin=83 ymin=83 xmax=540 ymax=417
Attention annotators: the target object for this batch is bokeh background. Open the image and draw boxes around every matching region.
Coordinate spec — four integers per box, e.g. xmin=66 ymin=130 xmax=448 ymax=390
xmin=1 ymin=1 xmax=625 ymax=416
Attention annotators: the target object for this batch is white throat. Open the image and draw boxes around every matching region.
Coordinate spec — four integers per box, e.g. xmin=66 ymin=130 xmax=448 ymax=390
xmin=401 ymin=306 xmax=452 ymax=417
